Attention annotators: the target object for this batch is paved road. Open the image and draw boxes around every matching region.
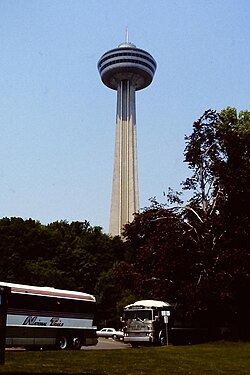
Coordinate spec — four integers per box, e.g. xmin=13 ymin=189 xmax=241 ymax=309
xmin=82 ymin=338 xmax=129 ymax=350
xmin=6 ymin=339 xmax=129 ymax=351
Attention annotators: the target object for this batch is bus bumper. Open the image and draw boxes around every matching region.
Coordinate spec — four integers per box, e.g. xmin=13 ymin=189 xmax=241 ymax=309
xmin=124 ymin=336 xmax=152 ymax=343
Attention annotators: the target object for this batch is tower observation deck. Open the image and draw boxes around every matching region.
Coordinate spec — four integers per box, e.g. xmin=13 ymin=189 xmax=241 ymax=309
xmin=98 ymin=36 xmax=156 ymax=236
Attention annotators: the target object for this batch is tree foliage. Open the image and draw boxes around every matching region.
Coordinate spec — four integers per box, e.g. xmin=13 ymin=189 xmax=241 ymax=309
xmin=0 ymin=218 xmax=129 ymax=325
xmin=119 ymin=107 xmax=250 ymax=338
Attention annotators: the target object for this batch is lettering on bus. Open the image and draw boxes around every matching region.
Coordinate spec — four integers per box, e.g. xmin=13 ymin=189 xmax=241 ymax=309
xmin=50 ymin=317 xmax=64 ymax=327
xmin=23 ymin=316 xmax=47 ymax=326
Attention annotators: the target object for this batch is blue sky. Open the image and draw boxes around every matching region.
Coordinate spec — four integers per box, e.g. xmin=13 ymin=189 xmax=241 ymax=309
xmin=1 ymin=0 xmax=249 ymax=233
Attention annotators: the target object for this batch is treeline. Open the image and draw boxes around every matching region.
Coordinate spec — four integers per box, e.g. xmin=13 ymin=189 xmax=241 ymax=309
xmin=0 ymin=218 xmax=131 ymax=326
xmin=0 ymin=107 xmax=249 ymax=339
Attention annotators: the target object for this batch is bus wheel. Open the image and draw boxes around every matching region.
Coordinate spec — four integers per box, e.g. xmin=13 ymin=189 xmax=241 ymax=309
xmin=71 ymin=336 xmax=81 ymax=350
xmin=56 ymin=335 xmax=69 ymax=350
xmin=159 ymin=332 xmax=166 ymax=346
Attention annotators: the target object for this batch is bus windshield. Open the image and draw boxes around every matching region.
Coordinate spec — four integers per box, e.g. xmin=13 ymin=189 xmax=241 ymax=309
xmin=124 ymin=309 xmax=153 ymax=321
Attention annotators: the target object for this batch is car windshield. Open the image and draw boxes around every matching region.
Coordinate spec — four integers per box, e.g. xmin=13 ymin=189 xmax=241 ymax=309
xmin=124 ymin=309 xmax=153 ymax=321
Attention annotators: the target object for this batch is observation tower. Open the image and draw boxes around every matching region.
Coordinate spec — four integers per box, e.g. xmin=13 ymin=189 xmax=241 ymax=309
xmin=98 ymin=33 xmax=156 ymax=236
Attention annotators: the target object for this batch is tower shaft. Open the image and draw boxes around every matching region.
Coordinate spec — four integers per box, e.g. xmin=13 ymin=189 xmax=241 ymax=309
xmin=109 ymin=80 xmax=139 ymax=236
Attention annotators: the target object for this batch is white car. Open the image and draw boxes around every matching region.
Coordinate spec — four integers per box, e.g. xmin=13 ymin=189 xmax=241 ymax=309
xmin=97 ymin=327 xmax=124 ymax=340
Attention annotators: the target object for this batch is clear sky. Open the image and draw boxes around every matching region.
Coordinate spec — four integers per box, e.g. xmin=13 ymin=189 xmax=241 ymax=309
xmin=1 ymin=0 xmax=249 ymax=233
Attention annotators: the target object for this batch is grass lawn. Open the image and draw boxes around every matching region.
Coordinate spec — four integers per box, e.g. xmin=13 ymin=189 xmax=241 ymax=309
xmin=0 ymin=341 xmax=249 ymax=374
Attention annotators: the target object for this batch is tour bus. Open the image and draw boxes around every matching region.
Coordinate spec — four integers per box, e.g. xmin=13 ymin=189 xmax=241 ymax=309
xmin=0 ymin=282 xmax=98 ymax=350
xmin=122 ymin=299 xmax=213 ymax=346
xmin=122 ymin=300 xmax=171 ymax=347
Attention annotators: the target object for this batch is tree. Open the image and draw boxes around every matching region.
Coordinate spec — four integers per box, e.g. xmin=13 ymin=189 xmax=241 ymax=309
xmin=183 ymin=107 xmax=250 ymax=337
xmin=120 ymin=107 xmax=250 ymax=339
xmin=120 ymin=200 xmax=192 ymax=302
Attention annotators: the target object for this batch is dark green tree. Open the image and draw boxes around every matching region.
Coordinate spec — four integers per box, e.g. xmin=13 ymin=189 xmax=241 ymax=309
xmin=119 ymin=107 xmax=250 ymax=339
xmin=183 ymin=108 xmax=250 ymax=337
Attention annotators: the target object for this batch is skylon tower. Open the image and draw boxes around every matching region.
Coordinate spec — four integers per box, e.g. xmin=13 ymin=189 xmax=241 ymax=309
xmin=98 ymin=33 xmax=156 ymax=236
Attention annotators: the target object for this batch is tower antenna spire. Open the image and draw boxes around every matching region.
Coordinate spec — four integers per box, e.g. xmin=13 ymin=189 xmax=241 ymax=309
xmin=125 ymin=27 xmax=129 ymax=44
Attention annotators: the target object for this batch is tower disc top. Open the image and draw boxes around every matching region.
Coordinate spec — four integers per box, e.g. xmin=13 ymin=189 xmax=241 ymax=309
xmin=98 ymin=36 xmax=156 ymax=91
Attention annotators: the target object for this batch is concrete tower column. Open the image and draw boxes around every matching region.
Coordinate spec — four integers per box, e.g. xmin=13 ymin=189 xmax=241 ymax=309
xmin=98 ymin=37 xmax=156 ymax=236
xmin=109 ymin=80 xmax=139 ymax=235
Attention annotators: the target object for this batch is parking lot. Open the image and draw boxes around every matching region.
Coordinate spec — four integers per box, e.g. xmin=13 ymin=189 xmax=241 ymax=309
xmin=82 ymin=338 xmax=129 ymax=350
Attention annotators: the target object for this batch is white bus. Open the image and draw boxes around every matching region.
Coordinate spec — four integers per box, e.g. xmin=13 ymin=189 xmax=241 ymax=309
xmin=122 ymin=300 xmax=171 ymax=347
xmin=0 ymin=282 xmax=98 ymax=350
xmin=122 ymin=300 xmax=212 ymax=346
